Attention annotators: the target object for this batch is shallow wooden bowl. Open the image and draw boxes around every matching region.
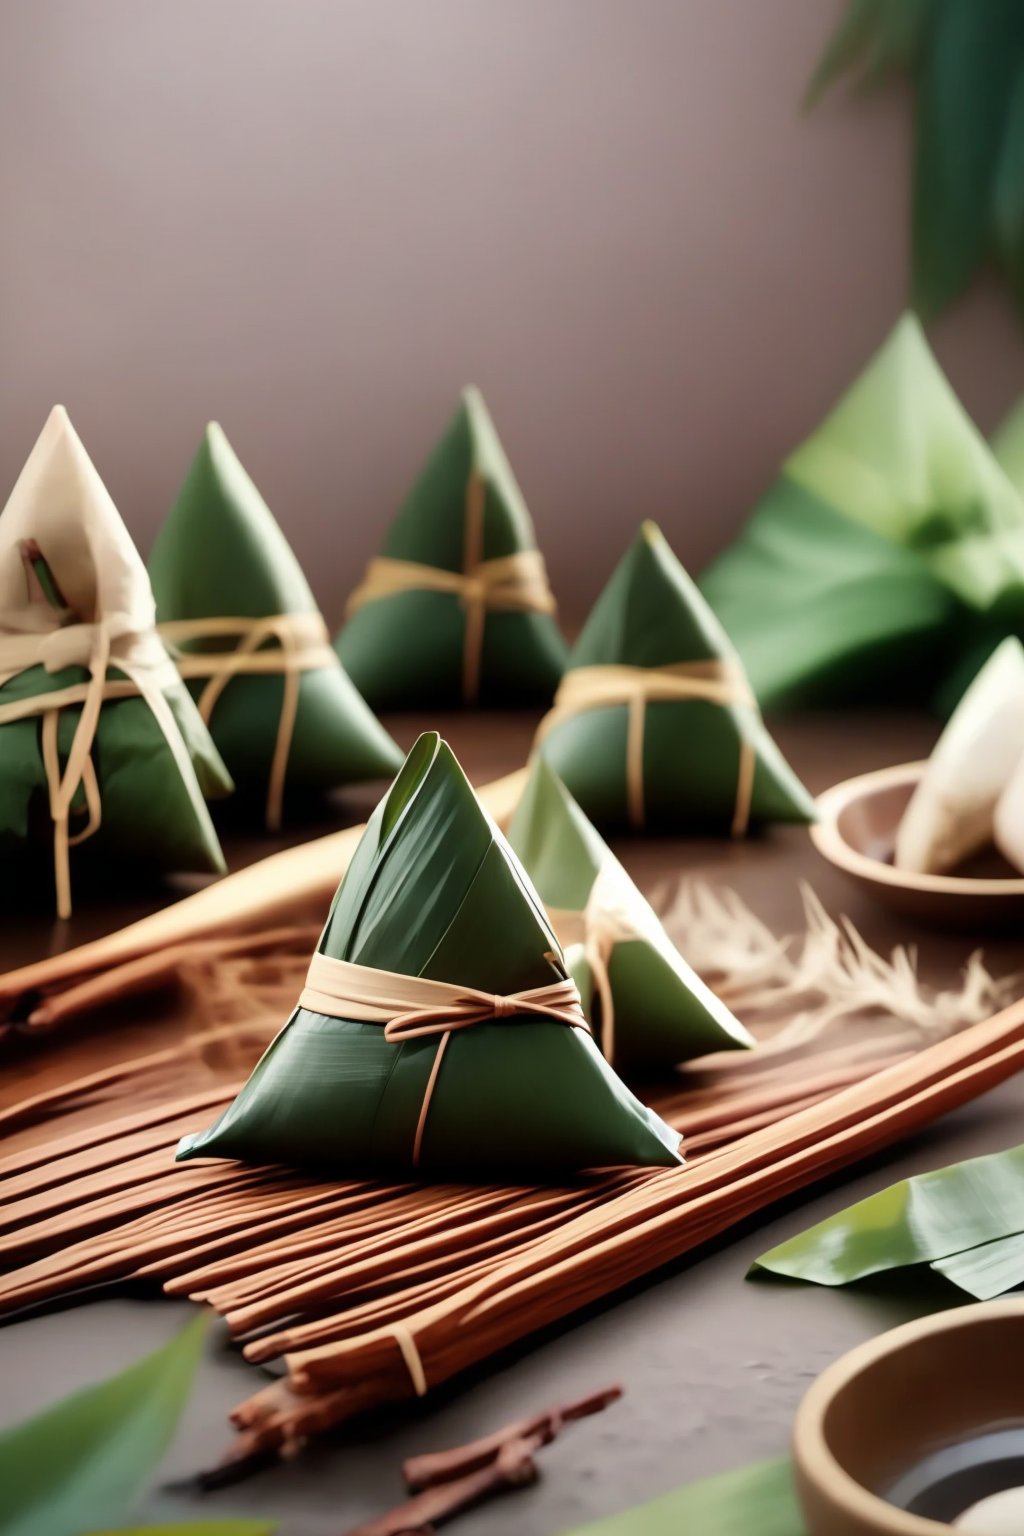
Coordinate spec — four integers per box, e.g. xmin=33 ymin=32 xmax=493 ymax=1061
xmin=793 ymin=1301 xmax=1024 ymax=1535
xmin=810 ymin=762 xmax=1024 ymax=927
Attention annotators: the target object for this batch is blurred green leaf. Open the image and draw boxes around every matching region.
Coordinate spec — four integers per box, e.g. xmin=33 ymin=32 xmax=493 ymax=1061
xmin=0 ymin=1317 xmax=208 ymax=1536
xmin=912 ymin=0 xmax=1024 ymax=316
xmin=993 ymin=63 xmax=1024 ymax=317
xmin=806 ymin=0 xmax=1024 ymax=319
xmin=558 ymin=1457 xmax=803 ymax=1535
xmin=805 ymin=0 xmax=929 ymax=108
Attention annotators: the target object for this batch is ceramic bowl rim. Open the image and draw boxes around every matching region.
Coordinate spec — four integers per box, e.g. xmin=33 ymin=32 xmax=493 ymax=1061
xmin=792 ymin=1300 xmax=1024 ymax=1535
xmin=810 ymin=762 xmax=1024 ymax=898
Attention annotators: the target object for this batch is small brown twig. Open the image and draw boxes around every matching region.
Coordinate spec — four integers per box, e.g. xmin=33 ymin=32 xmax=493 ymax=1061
xmin=402 ymin=1384 xmax=622 ymax=1490
xmin=345 ymin=1432 xmax=543 ymax=1536
xmin=341 ymin=1385 xmax=622 ymax=1536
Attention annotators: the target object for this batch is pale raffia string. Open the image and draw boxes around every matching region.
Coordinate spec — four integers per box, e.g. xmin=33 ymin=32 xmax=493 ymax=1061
xmin=547 ymin=863 xmax=649 ymax=1068
xmin=345 ymin=472 xmax=557 ymax=703
xmin=158 ymin=612 xmax=338 ymax=831
xmin=536 ymin=661 xmax=758 ymax=834
xmin=297 ymin=951 xmax=589 ymax=1170
xmin=392 ymin=1322 xmax=429 ymax=1398
xmin=0 ymin=611 xmax=199 ymax=920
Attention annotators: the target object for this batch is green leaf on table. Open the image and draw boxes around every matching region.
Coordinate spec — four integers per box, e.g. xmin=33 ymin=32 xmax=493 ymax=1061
xmin=0 ymin=1316 xmax=208 ymax=1536
xmin=752 ymin=1143 xmax=1024 ymax=1293
xmin=558 ymin=1456 xmax=803 ymax=1535
xmin=931 ymin=1228 xmax=1024 ymax=1300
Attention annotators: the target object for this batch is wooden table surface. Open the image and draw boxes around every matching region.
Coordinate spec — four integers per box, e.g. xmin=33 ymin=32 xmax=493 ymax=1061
xmin=3 ymin=710 xmax=1024 ymax=1535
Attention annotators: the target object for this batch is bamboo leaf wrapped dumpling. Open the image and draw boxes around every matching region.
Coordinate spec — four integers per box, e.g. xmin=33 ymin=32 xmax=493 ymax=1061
xmin=177 ymin=733 xmax=682 ymax=1176
xmin=700 ymin=313 xmax=1024 ymax=710
xmin=506 ymin=756 xmax=753 ymax=1071
xmin=534 ymin=522 xmax=815 ymax=833
xmin=150 ymin=425 xmax=403 ymax=829
xmin=336 ymin=387 xmax=568 ymax=707
xmin=0 ymin=407 xmax=231 ymax=917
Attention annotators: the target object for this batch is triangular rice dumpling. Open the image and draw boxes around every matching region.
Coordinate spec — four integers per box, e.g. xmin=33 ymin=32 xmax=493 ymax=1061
xmin=150 ymin=424 xmax=403 ymax=828
xmin=336 ymin=387 xmax=568 ymax=707
xmin=0 ymin=406 xmax=231 ymax=916
xmin=506 ymin=756 xmax=753 ymax=1070
xmin=701 ymin=313 xmax=1024 ymax=710
xmin=534 ymin=522 xmax=815 ymax=833
xmin=177 ymin=733 xmax=682 ymax=1175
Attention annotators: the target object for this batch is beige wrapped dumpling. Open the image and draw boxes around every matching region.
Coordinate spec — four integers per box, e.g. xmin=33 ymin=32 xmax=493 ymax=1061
xmin=895 ymin=638 xmax=1024 ymax=875
xmin=0 ymin=406 xmax=231 ymax=916
xmin=995 ymin=750 xmax=1024 ymax=873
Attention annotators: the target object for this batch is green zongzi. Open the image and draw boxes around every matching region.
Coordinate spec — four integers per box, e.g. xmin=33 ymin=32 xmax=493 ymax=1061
xmin=0 ymin=406 xmax=230 ymax=917
xmin=336 ymin=387 xmax=567 ymax=707
xmin=150 ymin=424 xmax=402 ymax=829
xmin=701 ymin=314 xmax=1024 ymax=711
xmin=534 ymin=522 xmax=814 ymax=833
xmin=177 ymin=732 xmax=681 ymax=1176
xmin=506 ymin=755 xmax=753 ymax=1069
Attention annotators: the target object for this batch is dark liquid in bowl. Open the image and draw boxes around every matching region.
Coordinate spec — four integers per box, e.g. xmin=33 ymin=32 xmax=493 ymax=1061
xmin=885 ymin=1424 xmax=1024 ymax=1522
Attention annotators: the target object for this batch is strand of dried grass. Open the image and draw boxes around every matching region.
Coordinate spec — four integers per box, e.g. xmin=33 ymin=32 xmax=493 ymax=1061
xmin=661 ymin=881 xmax=1021 ymax=1043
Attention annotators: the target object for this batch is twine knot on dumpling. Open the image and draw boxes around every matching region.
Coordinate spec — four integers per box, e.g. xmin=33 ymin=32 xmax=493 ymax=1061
xmin=297 ymin=953 xmax=588 ymax=1164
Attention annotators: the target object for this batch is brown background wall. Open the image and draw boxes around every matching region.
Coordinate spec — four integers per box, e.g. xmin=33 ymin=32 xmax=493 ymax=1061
xmin=3 ymin=0 xmax=1024 ymax=626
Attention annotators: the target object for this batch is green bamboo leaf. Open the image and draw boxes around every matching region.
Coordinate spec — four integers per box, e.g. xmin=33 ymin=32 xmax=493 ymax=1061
xmin=912 ymin=0 xmax=1024 ymax=317
xmin=805 ymin=0 xmax=929 ymax=109
xmin=558 ymin=1456 xmax=803 ymax=1535
xmin=931 ymin=1229 xmax=1024 ymax=1300
xmin=0 ymin=1316 xmax=208 ymax=1536
xmin=992 ymin=63 xmax=1024 ymax=318
xmin=752 ymin=1143 xmax=1024 ymax=1290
